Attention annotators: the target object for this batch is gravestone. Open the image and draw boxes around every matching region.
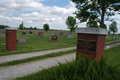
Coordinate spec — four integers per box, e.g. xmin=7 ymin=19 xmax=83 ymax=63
xmin=50 ymin=35 xmax=58 ymax=42
xmin=5 ymin=28 xmax=17 ymax=51
xmin=22 ymin=32 xmax=26 ymax=35
xmin=38 ymin=32 xmax=43 ymax=38
xmin=61 ymin=44 xmax=67 ymax=46
xmin=0 ymin=34 xmax=5 ymax=37
xmin=59 ymin=32 xmax=64 ymax=37
xmin=29 ymin=31 xmax=32 ymax=34
xmin=34 ymin=32 xmax=37 ymax=34
xmin=25 ymin=35 xmax=30 ymax=37
xmin=76 ymin=28 xmax=108 ymax=62
xmin=64 ymin=34 xmax=68 ymax=37
xmin=17 ymin=38 xmax=28 ymax=44
xmin=68 ymin=35 xmax=73 ymax=38
xmin=112 ymin=35 xmax=115 ymax=40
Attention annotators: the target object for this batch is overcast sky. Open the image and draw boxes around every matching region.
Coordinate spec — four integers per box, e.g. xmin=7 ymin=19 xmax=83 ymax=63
xmin=0 ymin=0 xmax=120 ymax=32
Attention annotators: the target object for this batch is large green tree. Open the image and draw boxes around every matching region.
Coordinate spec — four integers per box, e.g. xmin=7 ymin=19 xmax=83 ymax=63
xmin=19 ymin=21 xmax=24 ymax=29
xmin=65 ymin=16 xmax=78 ymax=34
xmin=109 ymin=21 xmax=118 ymax=35
xmin=72 ymin=0 xmax=120 ymax=28
xmin=43 ymin=23 xmax=49 ymax=32
xmin=0 ymin=25 xmax=10 ymax=29
xmin=86 ymin=21 xmax=99 ymax=28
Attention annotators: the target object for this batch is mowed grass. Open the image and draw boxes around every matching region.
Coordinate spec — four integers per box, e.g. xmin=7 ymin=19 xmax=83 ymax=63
xmin=15 ymin=45 xmax=120 ymax=80
xmin=0 ymin=29 xmax=120 ymax=56
xmin=104 ymin=45 xmax=120 ymax=69
xmin=0 ymin=30 xmax=77 ymax=56
xmin=0 ymin=49 xmax=76 ymax=67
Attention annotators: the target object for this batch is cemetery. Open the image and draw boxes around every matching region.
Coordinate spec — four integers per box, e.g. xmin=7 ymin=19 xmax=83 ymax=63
xmin=0 ymin=29 xmax=77 ymax=56
xmin=0 ymin=0 xmax=120 ymax=79
xmin=0 ymin=27 xmax=120 ymax=80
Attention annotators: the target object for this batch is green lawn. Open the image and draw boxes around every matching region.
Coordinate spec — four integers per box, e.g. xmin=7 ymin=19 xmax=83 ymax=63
xmin=0 ymin=29 xmax=120 ymax=56
xmin=15 ymin=45 xmax=120 ymax=80
xmin=0 ymin=30 xmax=77 ymax=56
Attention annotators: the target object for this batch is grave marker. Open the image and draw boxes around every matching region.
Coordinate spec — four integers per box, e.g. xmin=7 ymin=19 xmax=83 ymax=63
xmin=0 ymin=34 xmax=5 ymax=37
xmin=29 ymin=31 xmax=32 ymax=34
xmin=22 ymin=32 xmax=26 ymax=35
xmin=64 ymin=34 xmax=68 ymax=37
xmin=76 ymin=28 xmax=108 ymax=62
xmin=38 ymin=32 xmax=43 ymax=38
xmin=17 ymin=38 xmax=28 ymax=44
xmin=59 ymin=32 xmax=64 ymax=37
xmin=5 ymin=28 xmax=17 ymax=51
xmin=25 ymin=35 xmax=30 ymax=37
xmin=68 ymin=35 xmax=73 ymax=38
xmin=34 ymin=32 xmax=37 ymax=34
xmin=50 ymin=35 xmax=58 ymax=42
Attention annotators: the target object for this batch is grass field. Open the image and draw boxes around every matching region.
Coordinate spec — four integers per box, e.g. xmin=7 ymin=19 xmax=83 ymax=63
xmin=0 ymin=29 xmax=120 ymax=56
xmin=15 ymin=45 xmax=120 ymax=80
xmin=0 ymin=29 xmax=77 ymax=56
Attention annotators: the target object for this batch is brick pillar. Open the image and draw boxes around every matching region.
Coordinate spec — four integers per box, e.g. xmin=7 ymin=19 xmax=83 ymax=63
xmin=5 ymin=28 xmax=17 ymax=51
xmin=76 ymin=28 xmax=108 ymax=62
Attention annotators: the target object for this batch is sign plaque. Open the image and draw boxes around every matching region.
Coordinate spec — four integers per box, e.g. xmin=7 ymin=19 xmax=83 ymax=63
xmin=77 ymin=39 xmax=96 ymax=53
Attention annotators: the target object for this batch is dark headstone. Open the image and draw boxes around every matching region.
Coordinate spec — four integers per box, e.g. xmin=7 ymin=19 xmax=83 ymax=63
xmin=59 ymin=32 xmax=64 ymax=37
xmin=30 ymin=31 xmax=32 ymax=34
xmin=22 ymin=32 xmax=26 ymax=35
xmin=50 ymin=35 xmax=58 ymax=42
xmin=17 ymin=38 xmax=28 ymax=44
xmin=38 ymin=32 xmax=43 ymax=38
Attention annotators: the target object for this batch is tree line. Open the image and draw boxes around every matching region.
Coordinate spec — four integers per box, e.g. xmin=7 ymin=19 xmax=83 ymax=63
xmin=0 ymin=25 xmax=10 ymax=29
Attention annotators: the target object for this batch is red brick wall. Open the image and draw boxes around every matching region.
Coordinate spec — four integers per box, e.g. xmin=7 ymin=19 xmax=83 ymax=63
xmin=76 ymin=33 xmax=106 ymax=62
xmin=6 ymin=30 xmax=17 ymax=51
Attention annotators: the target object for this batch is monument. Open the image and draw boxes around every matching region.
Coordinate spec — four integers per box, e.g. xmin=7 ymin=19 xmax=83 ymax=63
xmin=76 ymin=28 xmax=108 ymax=62
xmin=59 ymin=32 xmax=64 ymax=37
xmin=5 ymin=28 xmax=17 ymax=51
xmin=17 ymin=38 xmax=28 ymax=44
xmin=38 ymin=32 xmax=43 ymax=38
xmin=22 ymin=32 xmax=26 ymax=35
xmin=30 ymin=31 xmax=32 ymax=34
xmin=50 ymin=35 xmax=58 ymax=42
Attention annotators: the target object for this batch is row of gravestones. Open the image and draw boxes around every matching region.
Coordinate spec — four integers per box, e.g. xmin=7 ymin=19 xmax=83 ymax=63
xmin=22 ymin=32 xmax=73 ymax=38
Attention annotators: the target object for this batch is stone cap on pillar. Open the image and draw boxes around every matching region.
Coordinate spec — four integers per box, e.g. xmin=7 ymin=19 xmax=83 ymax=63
xmin=76 ymin=27 xmax=108 ymax=35
xmin=5 ymin=27 xmax=17 ymax=30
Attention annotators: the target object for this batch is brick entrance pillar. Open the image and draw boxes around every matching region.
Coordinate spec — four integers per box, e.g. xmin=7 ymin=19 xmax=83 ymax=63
xmin=5 ymin=28 xmax=17 ymax=51
xmin=76 ymin=28 xmax=108 ymax=62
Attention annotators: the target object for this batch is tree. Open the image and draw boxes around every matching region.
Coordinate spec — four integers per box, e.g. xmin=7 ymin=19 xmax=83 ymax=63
xmin=0 ymin=25 xmax=10 ymax=29
xmin=65 ymin=16 xmax=78 ymax=34
xmin=43 ymin=23 xmax=49 ymax=32
xmin=30 ymin=27 xmax=33 ymax=29
xmin=19 ymin=21 xmax=24 ymax=29
xmin=104 ymin=24 xmax=107 ymax=29
xmin=109 ymin=21 xmax=118 ymax=35
xmin=72 ymin=0 xmax=120 ymax=28
xmin=34 ymin=27 xmax=37 ymax=29
xmin=86 ymin=21 xmax=99 ymax=28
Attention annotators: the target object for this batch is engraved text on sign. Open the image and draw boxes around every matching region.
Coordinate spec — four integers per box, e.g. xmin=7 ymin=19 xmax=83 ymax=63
xmin=77 ymin=39 xmax=96 ymax=53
